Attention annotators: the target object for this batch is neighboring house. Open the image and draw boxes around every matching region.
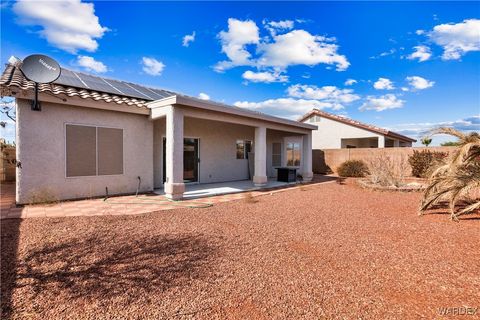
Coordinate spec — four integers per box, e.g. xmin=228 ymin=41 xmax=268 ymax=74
xmin=0 ymin=59 xmax=315 ymax=203
xmin=299 ymin=109 xmax=416 ymax=149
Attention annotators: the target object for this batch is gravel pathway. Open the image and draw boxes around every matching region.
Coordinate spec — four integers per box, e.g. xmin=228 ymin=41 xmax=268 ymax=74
xmin=1 ymin=181 xmax=479 ymax=319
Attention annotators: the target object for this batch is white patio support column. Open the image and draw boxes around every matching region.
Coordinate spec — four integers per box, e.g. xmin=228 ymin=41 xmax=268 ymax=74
xmin=302 ymin=132 xmax=313 ymax=182
xmin=253 ymin=126 xmax=267 ymax=186
xmin=164 ymin=105 xmax=185 ymax=200
xmin=393 ymin=139 xmax=400 ymax=147
xmin=378 ymin=135 xmax=385 ymax=148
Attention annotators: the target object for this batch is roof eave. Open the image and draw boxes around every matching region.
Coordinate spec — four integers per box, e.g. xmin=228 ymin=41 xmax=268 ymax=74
xmin=148 ymin=95 xmax=317 ymax=130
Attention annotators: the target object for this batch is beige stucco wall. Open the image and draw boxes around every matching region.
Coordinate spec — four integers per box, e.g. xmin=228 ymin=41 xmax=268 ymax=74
xmin=16 ymin=99 xmax=153 ymax=203
xmin=306 ymin=116 xmax=383 ymax=149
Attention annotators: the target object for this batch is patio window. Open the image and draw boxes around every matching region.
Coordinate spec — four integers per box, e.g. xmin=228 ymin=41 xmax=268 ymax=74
xmin=286 ymin=142 xmax=301 ymax=167
xmin=66 ymin=124 xmax=123 ymax=177
xmin=236 ymin=140 xmax=252 ymax=159
xmin=272 ymin=143 xmax=281 ymax=167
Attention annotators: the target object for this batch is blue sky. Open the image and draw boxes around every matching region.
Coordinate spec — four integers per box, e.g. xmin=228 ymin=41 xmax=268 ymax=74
xmin=1 ymin=1 xmax=479 ymax=145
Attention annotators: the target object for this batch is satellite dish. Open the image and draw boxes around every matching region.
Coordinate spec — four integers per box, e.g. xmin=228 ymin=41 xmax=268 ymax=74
xmin=19 ymin=54 xmax=62 ymax=111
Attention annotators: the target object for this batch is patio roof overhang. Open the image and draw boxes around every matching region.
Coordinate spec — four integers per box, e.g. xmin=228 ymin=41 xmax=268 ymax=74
xmin=147 ymin=95 xmax=317 ymax=133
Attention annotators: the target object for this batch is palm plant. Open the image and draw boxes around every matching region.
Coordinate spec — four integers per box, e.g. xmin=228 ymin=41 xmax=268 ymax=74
xmin=419 ymin=127 xmax=480 ymax=221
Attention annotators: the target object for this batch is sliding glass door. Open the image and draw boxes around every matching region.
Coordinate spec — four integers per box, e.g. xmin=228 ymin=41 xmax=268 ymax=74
xmin=162 ymin=138 xmax=199 ymax=183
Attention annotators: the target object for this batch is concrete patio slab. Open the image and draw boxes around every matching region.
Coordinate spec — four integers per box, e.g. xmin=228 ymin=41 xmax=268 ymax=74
xmin=0 ymin=175 xmax=337 ymax=219
xmin=153 ymin=179 xmax=296 ymax=199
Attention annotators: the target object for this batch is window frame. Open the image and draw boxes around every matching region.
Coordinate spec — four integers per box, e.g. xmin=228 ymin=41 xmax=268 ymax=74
xmin=272 ymin=142 xmax=282 ymax=167
xmin=284 ymin=136 xmax=302 ymax=168
xmin=236 ymin=139 xmax=253 ymax=160
xmin=64 ymin=123 xmax=125 ymax=178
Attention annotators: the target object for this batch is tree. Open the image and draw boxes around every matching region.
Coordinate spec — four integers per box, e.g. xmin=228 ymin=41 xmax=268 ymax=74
xmin=0 ymin=97 xmax=16 ymax=128
xmin=420 ymin=127 xmax=480 ymax=221
xmin=441 ymin=141 xmax=460 ymax=147
xmin=420 ymin=137 xmax=432 ymax=147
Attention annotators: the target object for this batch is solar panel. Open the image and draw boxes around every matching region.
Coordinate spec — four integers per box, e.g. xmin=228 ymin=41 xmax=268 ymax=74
xmin=126 ymin=82 xmax=166 ymax=100
xmin=151 ymin=88 xmax=175 ymax=99
xmin=77 ymin=73 xmax=125 ymax=96
xmin=56 ymin=69 xmax=90 ymax=89
xmin=106 ymin=78 xmax=153 ymax=100
xmin=54 ymin=67 xmax=177 ymax=101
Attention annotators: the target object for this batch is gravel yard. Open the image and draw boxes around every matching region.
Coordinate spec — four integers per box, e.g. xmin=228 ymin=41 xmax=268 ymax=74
xmin=1 ymin=181 xmax=479 ymax=319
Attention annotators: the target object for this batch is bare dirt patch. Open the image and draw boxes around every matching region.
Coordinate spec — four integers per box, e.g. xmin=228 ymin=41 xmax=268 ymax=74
xmin=2 ymin=182 xmax=479 ymax=319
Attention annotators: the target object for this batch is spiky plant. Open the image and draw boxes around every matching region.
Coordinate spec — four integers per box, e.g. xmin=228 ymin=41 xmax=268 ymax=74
xmin=419 ymin=127 xmax=480 ymax=221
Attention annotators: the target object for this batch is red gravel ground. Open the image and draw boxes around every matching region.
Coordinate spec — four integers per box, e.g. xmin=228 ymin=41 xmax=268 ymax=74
xmin=1 ymin=180 xmax=479 ymax=319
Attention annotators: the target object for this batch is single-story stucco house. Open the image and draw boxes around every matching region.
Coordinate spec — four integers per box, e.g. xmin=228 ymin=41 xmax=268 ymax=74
xmin=299 ymin=109 xmax=416 ymax=149
xmin=0 ymin=59 xmax=315 ymax=203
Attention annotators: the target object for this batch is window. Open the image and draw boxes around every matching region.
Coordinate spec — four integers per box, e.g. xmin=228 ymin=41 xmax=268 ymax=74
xmin=309 ymin=115 xmax=320 ymax=123
xmin=236 ymin=140 xmax=245 ymax=159
xmin=245 ymin=140 xmax=252 ymax=159
xmin=236 ymin=140 xmax=252 ymax=159
xmin=66 ymin=124 xmax=123 ymax=177
xmin=286 ymin=142 xmax=301 ymax=167
xmin=272 ymin=142 xmax=281 ymax=167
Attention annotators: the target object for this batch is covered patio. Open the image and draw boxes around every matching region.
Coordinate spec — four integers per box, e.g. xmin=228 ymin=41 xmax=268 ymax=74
xmin=149 ymin=95 xmax=315 ymax=200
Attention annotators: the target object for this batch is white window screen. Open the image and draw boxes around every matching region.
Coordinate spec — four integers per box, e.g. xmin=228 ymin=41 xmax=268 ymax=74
xmin=66 ymin=124 xmax=123 ymax=177
xmin=272 ymin=142 xmax=281 ymax=167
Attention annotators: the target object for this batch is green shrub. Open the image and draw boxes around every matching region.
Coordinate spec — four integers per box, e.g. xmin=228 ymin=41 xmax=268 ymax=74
xmin=408 ymin=150 xmax=448 ymax=178
xmin=337 ymin=160 xmax=369 ymax=177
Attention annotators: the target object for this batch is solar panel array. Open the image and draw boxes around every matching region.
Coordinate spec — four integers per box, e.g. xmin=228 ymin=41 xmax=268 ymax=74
xmin=55 ymin=68 xmax=175 ymax=101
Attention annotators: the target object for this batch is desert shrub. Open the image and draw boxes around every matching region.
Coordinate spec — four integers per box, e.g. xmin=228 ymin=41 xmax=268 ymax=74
xmin=408 ymin=150 xmax=448 ymax=178
xmin=420 ymin=128 xmax=480 ymax=221
xmin=368 ymin=153 xmax=409 ymax=187
xmin=337 ymin=160 xmax=369 ymax=177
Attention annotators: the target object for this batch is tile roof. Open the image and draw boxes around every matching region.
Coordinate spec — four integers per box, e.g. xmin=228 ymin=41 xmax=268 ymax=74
xmin=299 ymin=109 xmax=416 ymax=142
xmin=0 ymin=63 xmax=160 ymax=109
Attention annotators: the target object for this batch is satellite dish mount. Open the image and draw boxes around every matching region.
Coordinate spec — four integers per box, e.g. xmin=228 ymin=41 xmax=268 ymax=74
xmin=19 ymin=54 xmax=61 ymax=111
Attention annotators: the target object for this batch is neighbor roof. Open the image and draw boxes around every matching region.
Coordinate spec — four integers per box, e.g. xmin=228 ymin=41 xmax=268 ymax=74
xmin=0 ymin=58 xmax=315 ymax=130
xmin=299 ymin=109 xmax=416 ymax=142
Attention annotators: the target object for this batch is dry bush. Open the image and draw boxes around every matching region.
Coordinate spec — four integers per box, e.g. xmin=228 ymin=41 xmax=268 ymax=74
xmin=367 ymin=153 xmax=409 ymax=187
xmin=337 ymin=160 xmax=369 ymax=177
xmin=408 ymin=150 xmax=448 ymax=178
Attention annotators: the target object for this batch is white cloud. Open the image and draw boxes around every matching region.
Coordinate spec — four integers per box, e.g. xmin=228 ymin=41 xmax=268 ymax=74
xmin=406 ymin=76 xmax=435 ymax=90
xmin=234 ymin=97 xmax=336 ymax=119
xmin=373 ymin=78 xmax=395 ymax=90
xmin=182 ymin=31 xmax=195 ymax=47
xmin=198 ymin=92 xmax=210 ymax=100
xmin=344 ymin=78 xmax=357 ymax=86
xmin=388 ymin=116 xmax=480 ymax=146
xmin=76 ymin=55 xmax=107 ymax=73
xmin=214 ymin=19 xmax=350 ymax=73
xmin=257 ymin=29 xmax=350 ymax=71
xmin=233 ymin=83 xmax=359 ymax=119
xmin=242 ymin=70 xmax=288 ymax=83
xmin=13 ymin=0 xmax=108 ymax=53
xmin=416 ymin=30 xmax=425 ymax=35
xmin=142 ymin=57 xmax=165 ymax=76
xmin=287 ymin=84 xmax=360 ymax=106
xmin=264 ymin=19 xmax=294 ymax=35
xmin=428 ymin=19 xmax=480 ymax=60
xmin=360 ymin=94 xmax=404 ymax=111
xmin=214 ymin=18 xmax=260 ymax=72
xmin=407 ymin=45 xmax=432 ymax=62
xmin=370 ymin=48 xmax=396 ymax=59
